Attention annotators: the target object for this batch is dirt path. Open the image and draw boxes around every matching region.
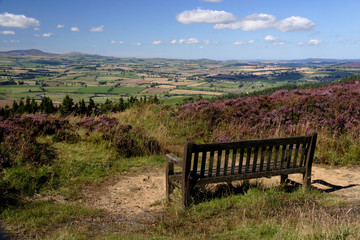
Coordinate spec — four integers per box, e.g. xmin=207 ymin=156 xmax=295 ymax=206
xmin=84 ymin=165 xmax=360 ymax=216
xmin=84 ymin=169 xmax=166 ymax=218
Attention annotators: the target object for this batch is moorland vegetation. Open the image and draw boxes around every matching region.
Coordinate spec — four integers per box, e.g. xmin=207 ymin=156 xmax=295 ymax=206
xmin=1 ymin=70 xmax=360 ymax=238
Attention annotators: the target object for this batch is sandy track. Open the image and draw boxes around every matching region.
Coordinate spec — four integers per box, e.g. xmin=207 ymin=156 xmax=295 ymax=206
xmin=84 ymin=165 xmax=360 ymax=216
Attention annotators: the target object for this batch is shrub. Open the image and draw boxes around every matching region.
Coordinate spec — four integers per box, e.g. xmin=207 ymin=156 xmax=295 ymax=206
xmin=77 ymin=115 xmax=162 ymax=157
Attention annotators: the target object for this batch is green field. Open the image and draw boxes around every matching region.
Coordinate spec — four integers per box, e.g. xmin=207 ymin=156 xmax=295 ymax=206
xmin=76 ymin=86 xmax=112 ymax=94
xmin=1 ymin=53 xmax=360 ymax=104
xmin=110 ymin=86 xmax=146 ymax=94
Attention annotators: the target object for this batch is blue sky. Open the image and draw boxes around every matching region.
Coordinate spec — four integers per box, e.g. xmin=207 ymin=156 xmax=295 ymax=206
xmin=0 ymin=0 xmax=359 ymax=60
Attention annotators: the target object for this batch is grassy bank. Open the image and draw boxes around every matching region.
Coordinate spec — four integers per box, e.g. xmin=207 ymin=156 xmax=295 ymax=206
xmin=1 ymin=78 xmax=360 ymax=239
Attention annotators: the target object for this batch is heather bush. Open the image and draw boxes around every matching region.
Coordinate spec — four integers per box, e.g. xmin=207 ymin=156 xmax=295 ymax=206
xmin=172 ymin=80 xmax=360 ymax=164
xmin=0 ymin=117 xmax=57 ymax=202
xmin=176 ymin=80 xmax=360 ymax=138
xmin=77 ymin=115 xmax=162 ymax=157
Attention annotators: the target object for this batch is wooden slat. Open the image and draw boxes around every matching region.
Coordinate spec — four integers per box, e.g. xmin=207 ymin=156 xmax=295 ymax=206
xmin=259 ymin=146 xmax=266 ymax=172
xmin=216 ymin=150 xmax=222 ymax=176
xmin=197 ymin=162 xmax=306 ymax=179
xmin=224 ymin=149 xmax=230 ymax=176
xmin=280 ymin=144 xmax=287 ymax=169
xmin=165 ymin=153 xmax=183 ymax=166
xmin=299 ymin=143 xmax=308 ymax=167
xmin=293 ymin=143 xmax=300 ymax=167
xmin=196 ymin=166 xmax=307 ymax=185
xmin=252 ymin=147 xmax=259 ymax=172
xmin=266 ymin=145 xmax=273 ymax=171
xmin=194 ymin=135 xmax=312 ymax=152
xmin=231 ymin=149 xmax=237 ymax=175
xmin=273 ymin=145 xmax=280 ymax=170
xmin=200 ymin=151 xmax=206 ymax=177
xmin=192 ymin=152 xmax=199 ymax=175
xmin=238 ymin=148 xmax=245 ymax=174
xmin=245 ymin=148 xmax=252 ymax=173
xmin=286 ymin=144 xmax=293 ymax=168
xmin=208 ymin=151 xmax=215 ymax=177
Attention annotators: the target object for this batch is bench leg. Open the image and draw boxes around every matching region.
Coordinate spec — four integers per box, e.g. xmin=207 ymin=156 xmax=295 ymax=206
xmin=303 ymin=172 xmax=311 ymax=189
xmin=182 ymin=185 xmax=191 ymax=207
xmin=166 ymin=162 xmax=174 ymax=200
xmin=280 ymin=174 xmax=288 ymax=184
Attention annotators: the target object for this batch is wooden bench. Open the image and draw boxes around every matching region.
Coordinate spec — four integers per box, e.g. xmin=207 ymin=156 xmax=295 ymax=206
xmin=166 ymin=133 xmax=317 ymax=207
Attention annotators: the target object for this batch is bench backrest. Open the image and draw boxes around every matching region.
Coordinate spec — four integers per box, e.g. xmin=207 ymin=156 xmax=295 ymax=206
xmin=183 ymin=133 xmax=317 ymax=181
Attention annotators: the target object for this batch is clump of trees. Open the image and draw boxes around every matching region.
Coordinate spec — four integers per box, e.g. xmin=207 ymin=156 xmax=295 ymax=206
xmin=0 ymin=95 xmax=160 ymax=118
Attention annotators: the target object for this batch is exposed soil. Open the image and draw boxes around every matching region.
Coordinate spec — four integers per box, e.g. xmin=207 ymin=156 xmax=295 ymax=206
xmin=84 ymin=165 xmax=360 ymax=218
xmin=83 ymin=169 xmax=166 ymax=219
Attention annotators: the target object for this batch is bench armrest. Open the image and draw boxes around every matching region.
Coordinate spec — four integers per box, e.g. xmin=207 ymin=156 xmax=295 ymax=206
xmin=166 ymin=153 xmax=183 ymax=167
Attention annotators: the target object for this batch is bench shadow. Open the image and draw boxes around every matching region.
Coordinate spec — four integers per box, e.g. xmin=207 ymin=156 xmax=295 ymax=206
xmin=311 ymin=179 xmax=358 ymax=193
xmin=191 ymin=181 xmax=269 ymax=204
xmin=190 ymin=179 xmax=359 ymax=204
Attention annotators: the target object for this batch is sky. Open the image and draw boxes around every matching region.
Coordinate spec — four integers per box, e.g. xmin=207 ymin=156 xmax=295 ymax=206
xmin=0 ymin=0 xmax=360 ymax=60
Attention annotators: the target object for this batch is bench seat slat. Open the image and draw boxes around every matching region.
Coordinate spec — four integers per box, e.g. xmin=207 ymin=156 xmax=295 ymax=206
xmin=192 ymin=162 xmax=304 ymax=178
xmin=169 ymin=165 xmax=306 ymax=187
xmin=193 ymin=136 xmax=312 ymax=152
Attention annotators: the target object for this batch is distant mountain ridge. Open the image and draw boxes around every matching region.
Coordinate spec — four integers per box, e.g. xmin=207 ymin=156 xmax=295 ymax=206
xmin=0 ymin=49 xmax=59 ymax=57
xmin=1 ymin=49 xmax=360 ymax=66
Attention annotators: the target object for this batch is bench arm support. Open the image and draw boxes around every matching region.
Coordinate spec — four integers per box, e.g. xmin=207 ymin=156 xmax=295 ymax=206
xmin=165 ymin=153 xmax=183 ymax=167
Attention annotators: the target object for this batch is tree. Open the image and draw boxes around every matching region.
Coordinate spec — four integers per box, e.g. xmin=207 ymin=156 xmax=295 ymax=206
xmin=25 ymin=96 xmax=32 ymax=113
xmin=78 ymin=99 xmax=87 ymax=115
xmin=31 ymin=98 xmax=38 ymax=113
xmin=40 ymin=96 xmax=55 ymax=114
xmin=60 ymin=95 xmax=74 ymax=115
xmin=87 ymin=98 xmax=97 ymax=115
xmin=12 ymin=100 xmax=18 ymax=113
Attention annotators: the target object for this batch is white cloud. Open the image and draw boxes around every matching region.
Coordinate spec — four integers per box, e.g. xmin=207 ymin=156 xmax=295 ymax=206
xmin=178 ymin=38 xmax=200 ymax=44
xmin=201 ymin=0 xmax=223 ymax=2
xmin=34 ymin=27 xmax=40 ymax=31
xmin=342 ymin=39 xmax=360 ymax=45
xmin=0 ymin=12 xmax=40 ymax=28
xmin=264 ymin=35 xmax=278 ymax=41
xmin=234 ymin=40 xmax=255 ymax=45
xmin=42 ymin=32 xmax=54 ymax=37
xmin=215 ymin=13 xmax=276 ymax=31
xmin=203 ymin=39 xmax=210 ymax=44
xmin=135 ymin=42 xmax=142 ymax=46
xmin=299 ymin=39 xmax=322 ymax=46
xmin=3 ymin=39 xmax=20 ymax=43
xmin=277 ymin=16 xmax=315 ymax=32
xmin=56 ymin=24 xmax=64 ymax=28
xmin=171 ymin=40 xmax=177 ymax=44
xmin=307 ymin=39 xmax=322 ymax=45
xmin=71 ymin=27 xmax=79 ymax=32
xmin=89 ymin=25 xmax=104 ymax=32
xmin=175 ymin=10 xmax=316 ymax=32
xmin=152 ymin=40 xmax=162 ymax=45
xmin=110 ymin=40 xmax=125 ymax=44
xmin=264 ymin=35 xmax=286 ymax=45
xmin=234 ymin=41 xmax=247 ymax=45
xmin=0 ymin=30 xmax=15 ymax=35
xmin=176 ymin=9 xmax=236 ymax=24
